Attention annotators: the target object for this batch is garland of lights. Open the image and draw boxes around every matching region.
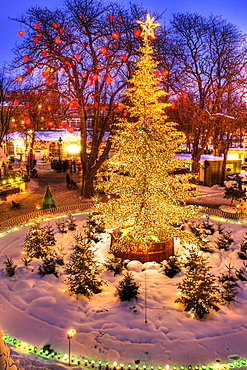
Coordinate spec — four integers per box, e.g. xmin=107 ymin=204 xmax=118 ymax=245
xmin=3 ymin=333 xmax=247 ymax=370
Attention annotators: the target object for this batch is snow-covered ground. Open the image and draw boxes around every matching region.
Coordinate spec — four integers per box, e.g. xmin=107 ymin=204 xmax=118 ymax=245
xmin=1 ymin=212 xmax=247 ymax=369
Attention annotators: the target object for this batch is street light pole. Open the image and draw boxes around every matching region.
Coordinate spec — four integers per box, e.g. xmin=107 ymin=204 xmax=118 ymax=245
xmin=67 ymin=329 xmax=76 ymax=366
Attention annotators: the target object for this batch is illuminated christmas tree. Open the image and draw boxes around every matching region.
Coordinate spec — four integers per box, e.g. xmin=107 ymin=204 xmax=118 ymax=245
xmin=95 ymin=14 xmax=201 ymax=254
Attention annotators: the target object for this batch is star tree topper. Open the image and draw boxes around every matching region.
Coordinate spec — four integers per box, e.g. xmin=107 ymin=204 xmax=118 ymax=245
xmin=136 ymin=13 xmax=160 ymax=39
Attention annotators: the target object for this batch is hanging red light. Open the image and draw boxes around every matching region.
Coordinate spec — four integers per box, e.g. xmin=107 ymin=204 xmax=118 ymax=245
xmin=47 ymin=105 xmax=52 ymax=112
xmin=58 ymin=124 xmax=64 ymax=129
xmin=80 ymin=14 xmax=84 ymax=19
xmin=122 ymin=54 xmax=127 ymax=61
xmin=33 ymin=38 xmax=39 ymax=43
xmin=106 ymin=76 xmax=113 ymax=84
xmin=22 ymin=56 xmax=28 ymax=61
xmin=94 ymin=102 xmax=99 ymax=108
xmin=117 ymin=103 xmax=123 ymax=111
xmin=133 ymin=29 xmax=141 ymax=37
xmin=100 ymin=46 xmax=108 ymax=55
xmin=83 ymin=42 xmax=88 ymax=47
xmin=88 ymin=81 xmax=94 ymax=86
xmin=109 ymin=14 xmax=114 ymax=21
xmin=149 ymin=34 xmax=156 ymax=40
xmin=34 ymin=23 xmax=41 ymax=29
xmin=47 ymin=120 xmax=54 ymax=127
xmin=41 ymin=50 xmax=48 ymax=57
xmin=112 ymin=32 xmax=119 ymax=39
xmin=55 ymin=37 xmax=61 ymax=44
xmin=24 ymin=117 xmax=31 ymax=124
xmin=26 ymin=68 xmax=32 ymax=74
xmin=42 ymin=71 xmax=49 ymax=78
xmin=153 ymin=70 xmax=159 ymax=77
xmin=52 ymin=22 xmax=60 ymax=28
xmin=45 ymin=78 xmax=53 ymax=85
xmin=59 ymin=28 xmax=66 ymax=34
xmin=123 ymin=111 xmax=128 ymax=117
xmin=161 ymin=69 xmax=169 ymax=76
xmin=67 ymin=126 xmax=75 ymax=133
xmin=75 ymin=54 xmax=81 ymax=61
xmin=14 ymin=100 xmax=19 ymax=106
xmin=118 ymin=15 xmax=123 ymax=22
xmin=38 ymin=33 xmax=42 ymax=38
xmin=101 ymin=106 xmax=106 ymax=111
xmin=16 ymin=75 xmax=23 ymax=82
xmin=25 ymin=102 xmax=31 ymax=107
xmin=90 ymin=74 xmax=98 ymax=81
xmin=69 ymin=101 xmax=77 ymax=109
xmin=18 ymin=30 xmax=25 ymax=36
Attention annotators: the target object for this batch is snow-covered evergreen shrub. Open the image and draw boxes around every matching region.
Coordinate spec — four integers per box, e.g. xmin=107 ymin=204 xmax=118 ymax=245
xmin=104 ymin=256 xmax=124 ymax=276
xmin=117 ymin=271 xmax=140 ymax=301
xmin=24 ymin=221 xmax=56 ymax=259
xmin=38 ymin=257 xmax=59 ymax=278
xmin=4 ymin=255 xmax=17 ymax=277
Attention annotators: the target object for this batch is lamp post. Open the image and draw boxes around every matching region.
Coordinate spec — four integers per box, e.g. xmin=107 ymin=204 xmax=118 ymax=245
xmin=58 ymin=136 xmax=62 ymax=161
xmin=67 ymin=329 xmax=76 ymax=366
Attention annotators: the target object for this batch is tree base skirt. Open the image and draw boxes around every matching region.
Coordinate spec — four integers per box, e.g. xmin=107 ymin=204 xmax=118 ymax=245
xmin=110 ymin=228 xmax=174 ymax=263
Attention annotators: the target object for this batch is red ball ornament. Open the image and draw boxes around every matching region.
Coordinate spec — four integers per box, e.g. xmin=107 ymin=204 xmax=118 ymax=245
xmin=112 ymin=32 xmax=119 ymax=39
xmin=55 ymin=37 xmax=61 ymax=44
xmin=18 ymin=30 xmax=25 ymax=36
xmin=133 ymin=29 xmax=141 ymax=37
xmin=22 ymin=56 xmax=29 ymax=61
xmin=42 ymin=50 xmax=48 ymax=57
xmin=34 ymin=23 xmax=41 ymax=29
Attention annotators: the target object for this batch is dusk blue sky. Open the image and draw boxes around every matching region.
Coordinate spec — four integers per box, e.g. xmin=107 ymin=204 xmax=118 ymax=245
xmin=1 ymin=0 xmax=247 ymax=67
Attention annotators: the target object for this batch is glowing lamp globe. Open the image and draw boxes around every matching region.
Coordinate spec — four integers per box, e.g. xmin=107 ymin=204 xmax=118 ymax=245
xmin=17 ymin=75 xmax=23 ymax=82
xmin=18 ymin=30 xmax=25 ymax=36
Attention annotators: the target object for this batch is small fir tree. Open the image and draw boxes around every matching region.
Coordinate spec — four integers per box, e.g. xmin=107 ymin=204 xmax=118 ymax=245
xmin=94 ymin=14 xmax=201 ymax=253
xmin=66 ymin=214 xmax=77 ymax=231
xmin=4 ymin=256 xmax=17 ymax=277
xmin=201 ymin=217 xmax=215 ymax=235
xmin=216 ymin=222 xmax=225 ymax=234
xmin=224 ymin=177 xmax=246 ymax=206
xmin=176 ymin=249 xmax=221 ymax=319
xmin=85 ymin=212 xmax=105 ymax=244
xmin=162 ymin=254 xmax=181 ymax=278
xmin=117 ymin=271 xmax=140 ymax=301
xmin=66 ymin=233 xmax=105 ymax=297
xmin=238 ymin=232 xmax=247 ymax=259
xmin=219 ymin=262 xmax=239 ymax=303
xmin=216 ymin=230 xmax=234 ymax=251
xmin=235 ymin=262 xmax=247 ymax=281
xmin=24 ymin=221 xmax=56 ymax=259
xmin=38 ymin=257 xmax=59 ymax=278
xmin=56 ymin=220 xmax=67 ymax=233
xmin=104 ymin=256 xmax=124 ymax=276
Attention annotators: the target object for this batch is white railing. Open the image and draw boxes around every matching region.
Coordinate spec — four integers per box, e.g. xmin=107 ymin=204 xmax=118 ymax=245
xmin=0 ymin=202 xmax=93 ymax=231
